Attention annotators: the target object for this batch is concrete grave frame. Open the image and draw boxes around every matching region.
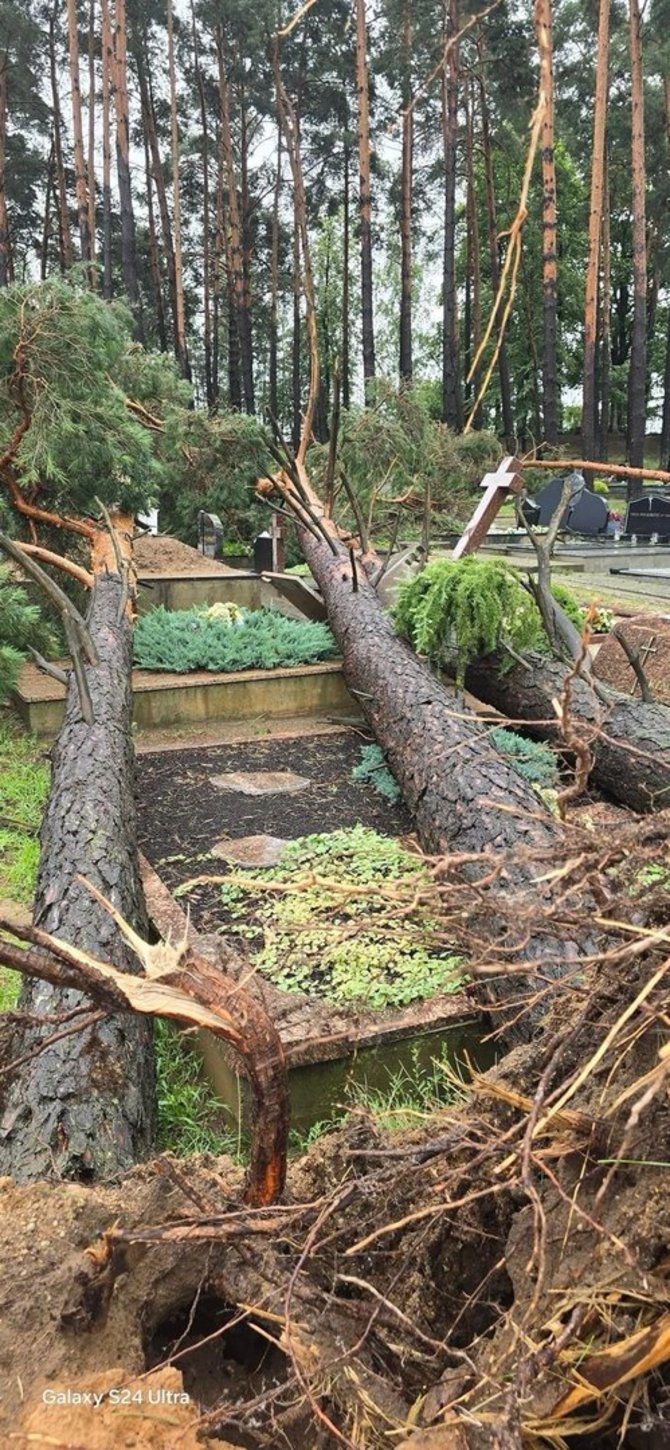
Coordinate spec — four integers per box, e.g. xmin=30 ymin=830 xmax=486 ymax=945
xmin=140 ymin=857 xmax=486 ymax=1138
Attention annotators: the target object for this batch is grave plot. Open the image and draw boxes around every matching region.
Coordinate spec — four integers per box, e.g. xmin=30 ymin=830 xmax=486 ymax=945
xmin=136 ymin=730 xmax=482 ymax=1135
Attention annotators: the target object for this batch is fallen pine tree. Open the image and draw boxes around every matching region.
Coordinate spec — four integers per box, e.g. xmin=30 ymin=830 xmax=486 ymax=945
xmin=0 ymin=810 xmax=668 ymax=1448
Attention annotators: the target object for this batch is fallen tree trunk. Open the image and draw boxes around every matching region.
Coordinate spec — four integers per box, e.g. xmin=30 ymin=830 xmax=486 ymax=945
xmin=293 ymin=523 xmax=582 ymax=1047
xmin=464 ymin=652 xmax=670 ymax=813
xmin=0 ymin=572 xmax=156 ymax=1182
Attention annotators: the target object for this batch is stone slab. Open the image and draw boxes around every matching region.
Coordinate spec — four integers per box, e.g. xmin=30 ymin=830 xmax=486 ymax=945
xmin=210 ymin=770 xmax=311 ymax=796
xmin=210 ymin=834 xmax=289 ymax=866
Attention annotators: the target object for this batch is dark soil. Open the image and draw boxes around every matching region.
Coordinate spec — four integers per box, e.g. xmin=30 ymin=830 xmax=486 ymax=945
xmin=136 ymin=731 xmax=412 ymax=934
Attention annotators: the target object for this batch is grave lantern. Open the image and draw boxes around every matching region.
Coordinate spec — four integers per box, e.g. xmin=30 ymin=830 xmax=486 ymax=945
xmin=253 ymin=512 xmax=285 ymax=573
xmin=197 ymin=511 xmax=224 ymax=558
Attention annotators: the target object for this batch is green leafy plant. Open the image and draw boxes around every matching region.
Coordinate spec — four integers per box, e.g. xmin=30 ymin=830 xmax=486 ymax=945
xmin=393 ymin=557 xmax=582 ymax=684
xmin=133 ymin=605 xmax=337 ymax=674
xmin=211 ymin=825 xmax=463 ymax=1011
xmin=351 ymin=744 xmax=401 ymax=803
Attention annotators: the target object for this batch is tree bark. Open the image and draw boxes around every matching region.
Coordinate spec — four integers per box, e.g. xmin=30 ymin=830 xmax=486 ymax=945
xmin=599 ymin=157 xmax=611 ymax=459
xmin=136 ymin=49 xmax=179 ymax=362
xmin=269 ymin=116 xmax=282 ymax=424
xmin=441 ymin=0 xmax=462 ymax=430
xmin=112 ymin=0 xmax=142 ymax=332
xmin=217 ymin=25 xmax=253 ymax=412
xmin=166 ymin=0 xmax=190 ymax=380
xmin=660 ymin=78 xmax=670 ymax=471
xmin=582 ymin=0 xmax=609 ymax=461
xmin=143 ymin=129 xmax=167 ymax=352
xmin=291 ymin=523 xmax=570 ymax=1047
xmin=627 ymin=0 xmax=647 ymax=487
xmin=100 ymin=0 xmax=113 ymax=300
xmin=0 ymin=54 xmax=11 ymax=288
xmin=464 ymin=653 xmax=670 ymax=814
xmin=50 ymin=7 xmax=74 ymax=274
xmin=399 ymin=0 xmax=413 ymax=385
xmin=534 ymin=0 xmax=558 ymax=448
xmin=342 ymin=140 xmax=351 ymax=411
xmin=87 ymin=0 xmax=97 ymax=285
xmin=192 ymin=4 xmax=213 ymax=409
xmin=66 ymin=0 xmax=93 ymax=267
xmin=464 ymin=79 xmax=482 ymax=427
xmin=355 ymin=0 xmax=375 ymax=394
xmin=0 ymin=573 xmax=156 ymax=1183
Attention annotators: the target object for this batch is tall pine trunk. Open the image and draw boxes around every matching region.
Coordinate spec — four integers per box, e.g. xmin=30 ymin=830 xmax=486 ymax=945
xmin=627 ymin=0 xmax=647 ymax=488
xmin=50 ymin=7 xmax=74 ymax=273
xmin=87 ymin=0 xmax=97 ymax=284
xmin=0 ymin=56 xmax=11 ymax=287
xmin=136 ymin=49 xmax=179 ymax=361
xmin=0 ymin=571 xmax=155 ymax=1182
xmin=217 ymin=26 xmax=254 ymax=412
xmin=441 ymin=0 xmax=462 ymax=430
xmin=101 ymin=0 xmax=113 ymax=299
xmin=269 ymin=116 xmax=282 ymax=424
xmin=342 ymin=140 xmax=351 ymax=410
xmin=477 ymin=41 xmax=514 ymax=445
xmin=534 ymin=0 xmax=558 ymax=447
xmin=355 ymin=0 xmax=375 ymax=394
xmin=166 ymin=0 xmax=190 ymax=379
xmin=112 ymin=0 xmax=142 ymax=330
xmin=192 ymin=5 xmax=213 ymax=408
xmin=582 ymin=0 xmax=609 ymax=460
xmin=143 ymin=131 xmax=167 ymax=351
xmin=66 ymin=0 xmax=93 ymax=266
xmin=464 ymin=79 xmax=482 ymax=426
xmin=599 ymin=159 xmax=611 ymax=459
xmin=399 ymin=0 xmax=413 ymax=384
xmin=660 ymin=78 xmax=670 ymax=470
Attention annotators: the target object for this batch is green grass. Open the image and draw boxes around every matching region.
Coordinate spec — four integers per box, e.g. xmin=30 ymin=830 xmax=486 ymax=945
xmin=155 ymin=1019 xmax=240 ymax=1158
xmin=0 ymin=719 xmax=50 ymax=1011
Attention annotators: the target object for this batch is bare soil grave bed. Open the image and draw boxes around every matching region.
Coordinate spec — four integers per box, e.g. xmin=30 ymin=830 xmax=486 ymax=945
xmin=136 ymin=731 xmax=481 ymax=1134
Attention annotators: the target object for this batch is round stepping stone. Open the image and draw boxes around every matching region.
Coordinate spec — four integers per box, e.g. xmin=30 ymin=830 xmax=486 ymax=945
xmin=210 ymin=834 xmax=289 ymax=867
xmin=210 ymin=770 xmax=311 ymax=795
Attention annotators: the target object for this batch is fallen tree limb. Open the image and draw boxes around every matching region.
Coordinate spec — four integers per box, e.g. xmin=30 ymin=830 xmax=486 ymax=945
xmin=464 ymin=651 xmax=670 ymax=812
xmin=0 ymin=892 xmax=289 ymax=1207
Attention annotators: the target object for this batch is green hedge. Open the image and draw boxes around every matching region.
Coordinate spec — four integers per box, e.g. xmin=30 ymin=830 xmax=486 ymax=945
xmin=133 ymin=605 xmax=338 ymax=674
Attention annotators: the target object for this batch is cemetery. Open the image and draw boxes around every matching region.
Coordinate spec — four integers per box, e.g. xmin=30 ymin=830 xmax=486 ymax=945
xmin=1 ymin=36 xmax=670 ymax=1431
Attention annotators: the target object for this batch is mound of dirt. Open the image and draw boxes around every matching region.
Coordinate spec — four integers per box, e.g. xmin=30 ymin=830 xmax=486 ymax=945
xmin=594 ymin=613 xmax=670 ymax=703
xmin=133 ymin=535 xmax=238 ymax=577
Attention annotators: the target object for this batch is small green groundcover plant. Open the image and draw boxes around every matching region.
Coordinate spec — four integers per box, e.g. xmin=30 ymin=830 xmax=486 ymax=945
xmin=214 ymin=824 xmax=463 ymax=1010
xmin=351 ymin=744 xmax=402 ymax=802
xmin=489 ymin=728 xmax=559 ymax=791
xmin=133 ymin=603 xmax=337 ymax=674
xmin=393 ymin=556 xmax=583 ymax=684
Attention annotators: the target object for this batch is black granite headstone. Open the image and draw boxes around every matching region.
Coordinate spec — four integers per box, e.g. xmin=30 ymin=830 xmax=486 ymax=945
xmin=567 ymin=489 xmax=608 ymax=535
xmin=534 ymin=475 xmax=574 ymax=528
xmin=253 ymin=530 xmax=274 ymax=573
xmin=624 ymin=493 xmax=670 ymax=539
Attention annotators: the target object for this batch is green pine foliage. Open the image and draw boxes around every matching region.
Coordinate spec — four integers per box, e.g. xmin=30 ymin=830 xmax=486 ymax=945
xmin=351 ymin=744 xmax=402 ymax=803
xmin=133 ymin=605 xmax=337 ymax=674
xmin=393 ymin=557 xmax=582 ymax=685
xmin=213 ymin=825 xmax=463 ymax=1011
xmin=0 ymin=279 xmax=164 ymax=519
xmin=0 ymin=565 xmax=59 ymax=700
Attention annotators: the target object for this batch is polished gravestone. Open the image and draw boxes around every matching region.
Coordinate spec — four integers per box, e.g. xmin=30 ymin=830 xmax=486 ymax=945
xmin=624 ymin=492 xmax=670 ymax=539
xmin=531 ymin=472 xmax=607 ymax=535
